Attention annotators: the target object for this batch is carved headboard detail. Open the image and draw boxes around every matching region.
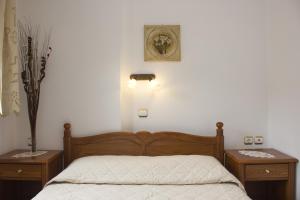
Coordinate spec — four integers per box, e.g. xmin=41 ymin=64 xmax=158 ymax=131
xmin=63 ymin=122 xmax=224 ymax=167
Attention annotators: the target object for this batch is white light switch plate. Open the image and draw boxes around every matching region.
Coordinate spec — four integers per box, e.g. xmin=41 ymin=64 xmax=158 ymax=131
xmin=254 ymin=136 xmax=264 ymax=144
xmin=138 ymin=109 xmax=148 ymax=118
xmin=244 ymin=136 xmax=254 ymax=145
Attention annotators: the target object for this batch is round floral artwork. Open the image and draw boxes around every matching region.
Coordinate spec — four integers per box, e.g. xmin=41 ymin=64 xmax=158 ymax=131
xmin=144 ymin=25 xmax=181 ymax=61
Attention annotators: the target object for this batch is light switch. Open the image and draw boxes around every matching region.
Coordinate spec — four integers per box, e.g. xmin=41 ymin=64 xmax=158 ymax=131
xmin=138 ymin=109 xmax=148 ymax=118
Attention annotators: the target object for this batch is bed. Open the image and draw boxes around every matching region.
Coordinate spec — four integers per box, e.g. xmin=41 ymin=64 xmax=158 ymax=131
xmin=33 ymin=122 xmax=251 ymax=200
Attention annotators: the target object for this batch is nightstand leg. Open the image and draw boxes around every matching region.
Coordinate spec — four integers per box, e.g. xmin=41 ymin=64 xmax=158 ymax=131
xmin=285 ymin=163 xmax=296 ymax=200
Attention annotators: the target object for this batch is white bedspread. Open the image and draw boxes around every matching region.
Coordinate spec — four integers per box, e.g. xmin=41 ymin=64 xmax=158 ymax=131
xmin=33 ymin=155 xmax=251 ymax=200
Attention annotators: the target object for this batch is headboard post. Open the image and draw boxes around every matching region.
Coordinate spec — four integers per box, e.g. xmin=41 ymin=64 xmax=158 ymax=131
xmin=64 ymin=123 xmax=72 ymax=167
xmin=216 ymin=122 xmax=224 ymax=164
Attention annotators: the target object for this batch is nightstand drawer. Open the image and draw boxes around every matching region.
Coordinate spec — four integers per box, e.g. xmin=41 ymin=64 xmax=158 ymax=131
xmin=0 ymin=164 xmax=42 ymax=180
xmin=245 ymin=164 xmax=288 ymax=180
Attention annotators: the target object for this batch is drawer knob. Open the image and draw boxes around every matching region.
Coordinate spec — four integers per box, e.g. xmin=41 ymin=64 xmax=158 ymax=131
xmin=265 ymin=169 xmax=271 ymax=174
xmin=16 ymin=169 xmax=23 ymax=174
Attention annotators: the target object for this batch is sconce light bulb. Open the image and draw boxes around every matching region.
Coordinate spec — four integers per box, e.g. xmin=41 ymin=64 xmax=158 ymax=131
xmin=128 ymin=79 xmax=137 ymax=88
xmin=149 ymin=79 xmax=158 ymax=88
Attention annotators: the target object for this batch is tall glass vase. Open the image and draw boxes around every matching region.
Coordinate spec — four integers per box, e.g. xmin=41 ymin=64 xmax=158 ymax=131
xmin=29 ymin=117 xmax=37 ymax=152
xmin=27 ymin=93 xmax=38 ymax=153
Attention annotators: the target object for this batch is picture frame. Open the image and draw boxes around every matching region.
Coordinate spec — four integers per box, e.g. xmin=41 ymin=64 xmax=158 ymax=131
xmin=144 ymin=25 xmax=181 ymax=61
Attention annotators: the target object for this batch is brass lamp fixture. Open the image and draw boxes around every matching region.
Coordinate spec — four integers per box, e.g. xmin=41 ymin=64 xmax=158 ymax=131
xmin=128 ymin=74 xmax=157 ymax=88
xmin=130 ymin=74 xmax=155 ymax=81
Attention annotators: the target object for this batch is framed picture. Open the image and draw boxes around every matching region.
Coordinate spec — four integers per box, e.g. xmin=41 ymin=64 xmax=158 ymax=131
xmin=144 ymin=25 xmax=181 ymax=61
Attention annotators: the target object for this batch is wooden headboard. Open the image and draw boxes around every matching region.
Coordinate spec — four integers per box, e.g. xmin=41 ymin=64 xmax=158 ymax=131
xmin=63 ymin=122 xmax=224 ymax=167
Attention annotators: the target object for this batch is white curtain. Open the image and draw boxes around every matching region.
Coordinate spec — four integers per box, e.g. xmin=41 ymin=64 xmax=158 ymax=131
xmin=0 ymin=0 xmax=19 ymax=116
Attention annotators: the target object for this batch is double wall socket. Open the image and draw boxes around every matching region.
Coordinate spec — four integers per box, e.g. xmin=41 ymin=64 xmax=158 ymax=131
xmin=244 ymin=136 xmax=264 ymax=145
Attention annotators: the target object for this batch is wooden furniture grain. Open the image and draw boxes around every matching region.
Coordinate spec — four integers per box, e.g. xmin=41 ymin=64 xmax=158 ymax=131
xmin=225 ymin=149 xmax=298 ymax=200
xmin=0 ymin=150 xmax=63 ymax=200
xmin=63 ymin=122 xmax=224 ymax=167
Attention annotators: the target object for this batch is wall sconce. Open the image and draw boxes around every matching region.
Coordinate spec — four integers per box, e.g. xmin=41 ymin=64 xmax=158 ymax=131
xmin=128 ymin=74 xmax=157 ymax=88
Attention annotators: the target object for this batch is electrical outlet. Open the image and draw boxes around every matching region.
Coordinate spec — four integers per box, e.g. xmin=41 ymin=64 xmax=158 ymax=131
xmin=244 ymin=136 xmax=254 ymax=145
xmin=254 ymin=136 xmax=264 ymax=144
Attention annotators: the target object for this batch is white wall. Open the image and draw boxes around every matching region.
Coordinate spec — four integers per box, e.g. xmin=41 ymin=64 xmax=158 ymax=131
xmin=16 ymin=0 xmax=122 ymax=150
xmin=14 ymin=0 xmax=269 ymax=150
xmin=121 ymin=0 xmax=268 ymax=148
xmin=0 ymin=115 xmax=17 ymax=154
xmin=13 ymin=0 xmax=299 ymax=158
xmin=266 ymin=0 xmax=300 ymax=198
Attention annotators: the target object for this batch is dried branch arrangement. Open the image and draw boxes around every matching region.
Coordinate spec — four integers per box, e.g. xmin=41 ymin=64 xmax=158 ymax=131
xmin=18 ymin=22 xmax=52 ymax=152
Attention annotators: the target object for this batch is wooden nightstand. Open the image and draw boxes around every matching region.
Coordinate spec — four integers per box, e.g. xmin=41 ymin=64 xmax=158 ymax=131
xmin=225 ymin=149 xmax=298 ymax=200
xmin=0 ymin=150 xmax=63 ymax=200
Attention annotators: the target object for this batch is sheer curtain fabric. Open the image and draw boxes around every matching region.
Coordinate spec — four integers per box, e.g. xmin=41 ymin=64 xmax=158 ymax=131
xmin=0 ymin=0 xmax=19 ymax=116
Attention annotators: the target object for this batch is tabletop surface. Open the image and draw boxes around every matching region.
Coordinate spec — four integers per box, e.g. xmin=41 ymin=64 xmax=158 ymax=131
xmin=225 ymin=148 xmax=298 ymax=164
xmin=0 ymin=150 xmax=62 ymax=164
